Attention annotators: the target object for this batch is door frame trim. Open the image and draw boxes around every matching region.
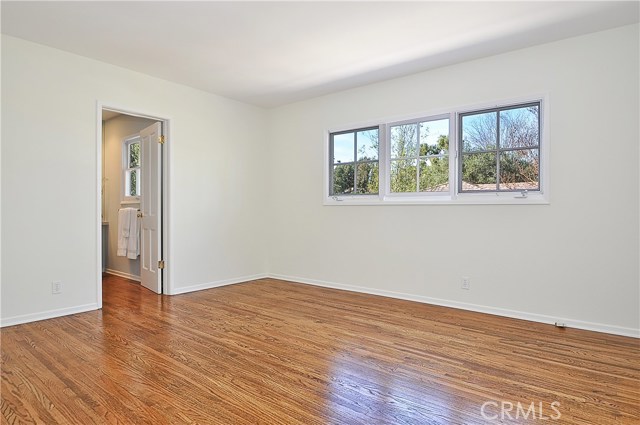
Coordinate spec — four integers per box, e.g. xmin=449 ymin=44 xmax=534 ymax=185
xmin=96 ymin=102 xmax=171 ymax=306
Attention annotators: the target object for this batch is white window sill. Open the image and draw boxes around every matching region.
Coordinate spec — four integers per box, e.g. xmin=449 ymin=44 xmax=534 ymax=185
xmin=324 ymin=193 xmax=549 ymax=206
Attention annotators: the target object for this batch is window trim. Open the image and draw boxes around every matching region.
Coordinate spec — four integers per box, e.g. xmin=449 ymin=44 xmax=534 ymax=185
xmin=122 ymin=134 xmax=141 ymax=203
xmin=324 ymin=94 xmax=549 ymax=206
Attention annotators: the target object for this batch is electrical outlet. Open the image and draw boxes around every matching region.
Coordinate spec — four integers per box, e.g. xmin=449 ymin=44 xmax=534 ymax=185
xmin=461 ymin=277 xmax=470 ymax=290
xmin=52 ymin=281 xmax=62 ymax=295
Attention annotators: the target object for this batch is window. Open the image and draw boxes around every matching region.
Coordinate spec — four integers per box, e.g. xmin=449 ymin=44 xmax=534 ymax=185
xmin=330 ymin=127 xmax=379 ymax=195
xmin=123 ymin=136 xmax=141 ymax=200
xmin=389 ymin=117 xmax=450 ymax=194
xmin=326 ymin=98 xmax=546 ymax=205
xmin=459 ymin=102 xmax=540 ymax=192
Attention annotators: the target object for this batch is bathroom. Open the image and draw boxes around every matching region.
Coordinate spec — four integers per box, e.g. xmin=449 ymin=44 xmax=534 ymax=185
xmin=102 ymin=111 xmax=160 ymax=287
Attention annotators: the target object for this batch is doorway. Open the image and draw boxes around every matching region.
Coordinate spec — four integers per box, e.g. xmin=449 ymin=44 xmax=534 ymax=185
xmin=98 ymin=106 xmax=169 ymax=304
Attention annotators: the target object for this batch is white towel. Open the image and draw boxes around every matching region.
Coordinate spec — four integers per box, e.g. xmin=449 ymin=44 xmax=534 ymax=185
xmin=116 ymin=208 xmax=130 ymax=257
xmin=127 ymin=209 xmax=140 ymax=259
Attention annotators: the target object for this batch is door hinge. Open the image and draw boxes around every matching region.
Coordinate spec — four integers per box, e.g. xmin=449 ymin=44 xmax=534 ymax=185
xmin=158 ymin=135 xmax=165 ymax=144
xmin=158 ymin=260 xmax=165 ymax=269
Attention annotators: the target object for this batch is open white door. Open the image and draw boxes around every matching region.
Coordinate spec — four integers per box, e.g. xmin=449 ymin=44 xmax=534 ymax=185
xmin=140 ymin=122 xmax=162 ymax=294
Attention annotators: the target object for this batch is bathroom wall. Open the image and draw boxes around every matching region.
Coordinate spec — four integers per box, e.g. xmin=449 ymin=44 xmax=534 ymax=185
xmin=103 ymin=114 xmax=157 ymax=280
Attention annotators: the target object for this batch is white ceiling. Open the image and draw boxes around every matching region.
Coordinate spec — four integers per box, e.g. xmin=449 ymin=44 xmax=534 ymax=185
xmin=2 ymin=1 xmax=638 ymax=108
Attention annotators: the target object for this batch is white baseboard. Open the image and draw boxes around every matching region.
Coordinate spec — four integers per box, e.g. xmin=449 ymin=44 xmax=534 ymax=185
xmin=0 ymin=303 xmax=99 ymax=328
xmin=4 ymin=272 xmax=637 ymax=339
xmin=268 ymin=273 xmax=640 ymax=339
xmin=0 ymin=273 xmax=267 ymax=327
xmin=105 ymin=268 xmax=141 ymax=282
xmin=168 ymin=273 xmax=269 ymax=295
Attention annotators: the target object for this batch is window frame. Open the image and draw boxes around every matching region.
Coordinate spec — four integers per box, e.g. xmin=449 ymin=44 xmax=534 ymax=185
xmin=385 ymin=113 xmax=454 ymax=198
xmin=457 ymin=101 xmax=541 ymax=194
xmin=329 ymin=125 xmax=381 ymax=198
xmin=122 ymin=135 xmax=141 ymax=203
xmin=324 ymin=95 xmax=549 ymax=206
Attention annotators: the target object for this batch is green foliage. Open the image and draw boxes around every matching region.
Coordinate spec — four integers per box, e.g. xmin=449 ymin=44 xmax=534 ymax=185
xmin=334 ymin=162 xmax=379 ymax=195
xmin=420 ymin=155 xmax=449 ymax=192
xmin=462 ymin=152 xmax=496 ymax=185
xmin=391 ymin=133 xmax=450 ymax=193
xmin=421 ymin=134 xmax=449 ymax=156
xmin=127 ymin=142 xmax=140 ymax=196
xmin=130 ymin=170 xmax=138 ymax=196
xmin=356 ymin=162 xmax=379 ymax=194
xmin=333 ymin=164 xmax=354 ymax=195
xmin=129 ymin=142 xmax=140 ymax=167
xmin=391 ymin=160 xmax=417 ymax=192
xmin=499 ymin=150 xmax=539 ymax=188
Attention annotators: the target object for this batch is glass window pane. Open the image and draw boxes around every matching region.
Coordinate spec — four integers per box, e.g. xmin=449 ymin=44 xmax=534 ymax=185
xmin=500 ymin=149 xmax=540 ymax=190
xmin=419 ymin=119 xmax=449 ymax=156
xmin=461 ymin=152 xmax=497 ymax=191
xmin=356 ymin=162 xmax=379 ymax=194
xmin=461 ymin=111 xmax=497 ymax=152
xmin=419 ymin=156 xmax=449 ymax=192
xmin=332 ymin=164 xmax=354 ymax=195
xmin=125 ymin=170 xmax=131 ymax=197
xmin=357 ymin=129 xmax=378 ymax=161
xmin=333 ymin=133 xmax=354 ymax=164
xmin=500 ymin=105 xmax=539 ymax=149
xmin=390 ymin=159 xmax=417 ymax=193
xmin=390 ymin=123 xmax=418 ymax=159
xmin=129 ymin=142 xmax=140 ymax=167
xmin=129 ymin=169 xmax=138 ymax=196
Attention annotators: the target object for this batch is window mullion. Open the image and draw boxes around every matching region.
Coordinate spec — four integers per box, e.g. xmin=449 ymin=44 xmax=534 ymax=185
xmin=496 ymin=112 xmax=501 ymax=191
xmin=498 ymin=145 xmax=540 ymax=152
xmin=380 ymin=124 xmax=388 ymax=201
xmin=353 ymin=132 xmax=358 ymax=194
xmin=415 ymin=123 xmax=420 ymax=193
xmin=450 ymin=114 xmax=456 ymax=198
xmin=457 ymin=113 xmax=463 ymax=194
xmin=329 ymin=133 xmax=334 ymax=196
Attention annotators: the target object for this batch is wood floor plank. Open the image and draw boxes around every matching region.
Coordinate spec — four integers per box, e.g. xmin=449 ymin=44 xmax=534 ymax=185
xmin=1 ymin=275 xmax=639 ymax=424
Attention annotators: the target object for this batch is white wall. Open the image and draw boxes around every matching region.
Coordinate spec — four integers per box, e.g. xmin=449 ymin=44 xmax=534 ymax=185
xmin=266 ymin=24 xmax=640 ymax=336
xmin=2 ymin=25 xmax=638 ymax=336
xmin=103 ymin=114 xmax=157 ymax=279
xmin=1 ymin=35 xmax=268 ymax=324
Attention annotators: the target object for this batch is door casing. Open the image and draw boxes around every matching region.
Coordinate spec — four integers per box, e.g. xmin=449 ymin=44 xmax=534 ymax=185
xmin=96 ymin=102 xmax=171 ymax=306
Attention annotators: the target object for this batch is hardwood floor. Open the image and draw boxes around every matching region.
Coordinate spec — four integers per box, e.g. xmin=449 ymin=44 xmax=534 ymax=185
xmin=2 ymin=276 xmax=639 ymax=424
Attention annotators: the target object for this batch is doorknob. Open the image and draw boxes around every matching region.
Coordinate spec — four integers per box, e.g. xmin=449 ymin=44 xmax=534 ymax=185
xmin=137 ymin=212 xmax=143 ymax=218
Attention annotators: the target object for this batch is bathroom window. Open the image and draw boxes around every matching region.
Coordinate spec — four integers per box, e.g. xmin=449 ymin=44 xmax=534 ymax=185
xmin=123 ymin=136 xmax=141 ymax=200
